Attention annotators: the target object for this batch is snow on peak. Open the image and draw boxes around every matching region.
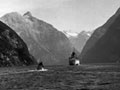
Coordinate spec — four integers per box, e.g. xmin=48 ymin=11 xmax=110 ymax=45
xmin=63 ymin=30 xmax=78 ymax=38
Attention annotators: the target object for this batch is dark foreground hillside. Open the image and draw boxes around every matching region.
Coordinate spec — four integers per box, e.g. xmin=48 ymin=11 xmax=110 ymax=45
xmin=0 ymin=64 xmax=120 ymax=90
xmin=0 ymin=21 xmax=36 ymax=66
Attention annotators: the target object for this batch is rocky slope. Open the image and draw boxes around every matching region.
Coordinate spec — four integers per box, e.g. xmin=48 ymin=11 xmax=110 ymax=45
xmin=79 ymin=8 xmax=120 ymax=63
xmin=0 ymin=12 xmax=73 ymax=65
xmin=0 ymin=21 xmax=36 ymax=67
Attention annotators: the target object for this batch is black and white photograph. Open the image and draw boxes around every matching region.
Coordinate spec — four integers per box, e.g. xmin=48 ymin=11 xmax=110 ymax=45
xmin=0 ymin=0 xmax=119 ymax=90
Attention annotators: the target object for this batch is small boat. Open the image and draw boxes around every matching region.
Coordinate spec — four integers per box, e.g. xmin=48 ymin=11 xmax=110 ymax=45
xmin=35 ymin=61 xmax=48 ymax=71
xmin=69 ymin=52 xmax=80 ymax=66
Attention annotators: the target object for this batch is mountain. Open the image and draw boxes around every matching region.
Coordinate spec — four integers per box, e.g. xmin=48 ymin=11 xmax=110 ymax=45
xmin=0 ymin=21 xmax=36 ymax=67
xmin=0 ymin=11 xmax=73 ymax=65
xmin=63 ymin=30 xmax=92 ymax=53
xmin=69 ymin=31 xmax=92 ymax=53
xmin=79 ymin=7 xmax=120 ymax=63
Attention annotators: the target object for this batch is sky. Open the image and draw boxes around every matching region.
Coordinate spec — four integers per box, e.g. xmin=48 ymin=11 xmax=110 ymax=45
xmin=0 ymin=0 xmax=120 ymax=33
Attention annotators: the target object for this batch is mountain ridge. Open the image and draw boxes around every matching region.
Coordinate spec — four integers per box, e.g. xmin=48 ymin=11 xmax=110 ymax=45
xmin=63 ymin=30 xmax=92 ymax=53
xmin=0 ymin=12 xmax=73 ymax=65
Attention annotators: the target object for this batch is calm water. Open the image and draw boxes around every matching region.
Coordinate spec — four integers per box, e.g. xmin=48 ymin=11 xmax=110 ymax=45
xmin=0 ymin=64 xmax=120 ymax=90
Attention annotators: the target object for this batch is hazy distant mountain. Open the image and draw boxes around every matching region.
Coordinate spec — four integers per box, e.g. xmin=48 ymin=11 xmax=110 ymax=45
xmin=63 ymin=30 xmax=92 ymax=53
xmin=79 ymin=8 xmax=120 ymax=63
xmin=0 ymin=21 xmax=36 ymax=66
xmin=0 ymin=11 xmax=73 ymax=65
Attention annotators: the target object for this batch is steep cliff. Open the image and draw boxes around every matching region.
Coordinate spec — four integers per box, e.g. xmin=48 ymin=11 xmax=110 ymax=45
xmin=0 ymin=21 xmax=36 ymax=66
xmin=79 ymin=8 xmax=120 ymax=63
